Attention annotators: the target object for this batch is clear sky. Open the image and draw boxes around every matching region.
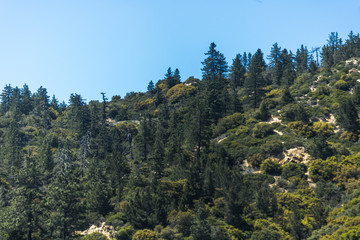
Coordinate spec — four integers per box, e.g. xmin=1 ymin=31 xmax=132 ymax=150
xmin=0 ymin=0 xmax=359 ymax=102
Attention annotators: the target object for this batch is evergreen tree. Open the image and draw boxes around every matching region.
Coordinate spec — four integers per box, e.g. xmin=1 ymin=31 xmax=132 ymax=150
xmin=174 ymin=68 xmax=181 ymax=83
xmin=45 ymin=148 xmax=83 ymax=240
xmin=295 ymin=44 xmax=309 ymax=74
xmin=280 ymin=49 xmax=296 ymax=86
xmin=353 ymin=84 xmax=360 ymax=105
xmin=322 ymin=32 xmax=343 ymax=69
xmin=165 ymin=67 xmax=180 ymax=88
xmin=2 ymin=106 xmax=23 ymax=182
xmin=147 ymin=80 xmax=155 ymax=92
xmin=68 ymin=93 xmax=90 ymax=137
xmin=33 ymin=86 xmax=50 ymax=130
xmin=151 ymin=121 xmax=165 ymax=178
xmin=50 ymin=95 xmax=59 ymax=111
xmin=186 ymin=94 xmax=211 ymax=161
xmin=201 ymin=42 xmax=229 ymax=120
xmin=134 ymin=115 xmax=154 ymax=162
xmin=337 ymin=99 xmax=359 ymax=132
xmin=165 ymin=110 xmax=185 ymax=174
xmin=20 ymin=84 xmax=33 ymax=115
xmin=268 ymin=43 xmax=282 ymax=85
xmin=85 ymin=156 xmax=112 ymax=216
xmin=281 ymin=88 xmax=294 ymax=105
xmin=39 ymin=136 xmax=55 ymax=181
xmin=308 ymin=56 xmax=318 ymax=74
xmin=242 ymin=52 xmax=249 ymax=70
xmin=244 ymin=49 xmax=267 ymax=109
xmin=230 ymin=54 xmax=246 ymax=88
xmin=202 ymin=42 xmax=228 ymax=79
xmin=6 ymin=155 xmax=43 ymax=240
xmin=190 ymin=208 xmax=211 ymax=240
xmin=225 ymin=167 xmax=249 ymax=229
xmin=0 ymin=84 xmax=13 ymax=115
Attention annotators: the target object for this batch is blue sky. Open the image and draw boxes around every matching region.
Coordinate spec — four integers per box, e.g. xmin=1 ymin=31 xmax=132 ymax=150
xmin=0 ymin=0 xmax=359 ymax=102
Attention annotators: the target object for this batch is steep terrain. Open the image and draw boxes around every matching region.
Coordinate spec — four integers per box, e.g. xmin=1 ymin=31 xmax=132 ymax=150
xmin=0 ymin=32 xmax=360 ymax=240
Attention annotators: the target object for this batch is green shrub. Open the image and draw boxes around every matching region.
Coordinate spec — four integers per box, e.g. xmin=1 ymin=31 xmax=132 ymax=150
xmin=248 ymin=154 xmax=265 ymax=168
xmin=235 ymin=125 xmax=249 ymax=136
xmin=334 ymin=80 xmax=350 ymax=90
xmin=117 ymin=224 xmax=135 ymax=240
xmin=252 ymin=123 xmax=274 ymax=138
xmin=260 ymin=158 xmax=282 ymax=175
xmin=79 ymin=233 xmax=108 ymax=240
xmin=281 ymin=104 xmax=309 ymax=123
xmin=214 ymin=112 xmax=245 ymax=136
xmin=313 ymin=121 xmax=334 ymax=137
xmin=287 ymin=121 xmax=314 ymax=138
xmin=261 ymin=140 xmax=283 ymax=156
xmin=132 ymin=229 xmax=157 ymax=240
xmin=165 ymin=83 xmax=196 ymax=103
xmin=281 ymin=162 xmax=307 ymax=179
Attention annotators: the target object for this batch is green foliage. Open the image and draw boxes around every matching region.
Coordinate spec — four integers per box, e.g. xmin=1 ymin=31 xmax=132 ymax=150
xmin=260 ymin=158 xmax=282 ymax=175
xmin=287 ymin=121 xmax=314 ymax=137
xmin=79 ymin=233 xmax=108 ymax=240
xmin=2 ymin=34 xmax=360 ymax=240
xmin=312 ymin=121 xmax=334 ymax=137
xmin=262 ymin=139 xmax=283 ymax=156
xmin=248 ymin=154 xmax=265 ymax=168
xmin=165 ymin=84 xmax=196 ymax=103
xmin=281 ymin=162 xmax=307 ymax=179
xmin=214 ymin=112 xmax=244 ymax=136
xmin=252 ymin=123 xmax=274 ymax=138
xmin=334 ymin=80 xmax=350 ymax=90
xmin=117 ymin=225 xmax=135 ymax=240
xmin=281 ymin=103 xmax=309 ymax=123
xmin=337 ymin=99 xmax=359 ymax=132
xmin=132 ymin=229 xmax=157 ymax=240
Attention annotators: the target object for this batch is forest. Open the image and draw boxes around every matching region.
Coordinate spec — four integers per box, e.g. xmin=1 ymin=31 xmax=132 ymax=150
xmin=1 ymin=31 xmax=360 ymax=240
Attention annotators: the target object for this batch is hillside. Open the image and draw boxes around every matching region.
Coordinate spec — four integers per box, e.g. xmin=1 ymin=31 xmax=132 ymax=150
xmin=1 ymin=32 xmax=360 ymax=240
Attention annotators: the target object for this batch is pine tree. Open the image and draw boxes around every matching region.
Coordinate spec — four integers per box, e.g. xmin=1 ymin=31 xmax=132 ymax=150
xmin=33 ymin=86 xmax=50 ymax=130
xmin=134 ymin=115 xmax=154 ymax=162
xmin=39 ymin=136 xmax=55 ymax=182
xmin=281 ymin=88 xmax=294 ymax=105
xmin=45 ymin=148 xmax=83 ymax=240
xmin=6 ymin=155 xmax=43 ymax=240
xmin=0 ymin=84 xmax=13 ymax=115
xmin=68 ymin=93 xmax=90 ymax=137
xmin=295 ymin=45 xmax=309 ymax=74
xmin=85 ymin=156 xmax=112 ymax=216
xmin=321 ymin=32 xmax=343 ymax=69
xmin=353 ymin=84 xmax=360 ymax=104
xmin=244 ymin=49 xmax=267 ymax=109
xmin=225 ymin=167 xmax=249 ymax=229
xmin=268 ymin=43 xmax=282 ymax=85
xmin=50 ymin=95 xmax=59 ymax=111
xmin=280 ymin=49 xmax=296 ymax=86
xmin=174 ymin=68 xmax=181 ymax=83
xmin=201 ymin=42 xmax=229 ymax=121
xmin=186 ymin=94 xmax=211 ymax=161
xmin=20 ymin=84 xmax=33 ymax=115
xmin=3 ymin=106 xmax=23 ymax=182
xmin=147 ymin=80 xmax=155 ymax=93
xmin=229 ymin=54 xmax=246 ymax=88
xmin=165 ymin=67 xmax=180 ymax=88
xmin=202 ymin=42 xmax=228 ymax=79
xmin=337 ymin=99 xmax=359 ymax=132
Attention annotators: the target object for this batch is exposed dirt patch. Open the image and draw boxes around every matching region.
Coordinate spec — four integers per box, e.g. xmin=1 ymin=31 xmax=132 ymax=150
xmin=216 ymin=134 xmax=228 ymax=143
xmin=280 ymin=147 xmax=311 ymax=165
xmin=274 ymin=129 xmax=283 ymax=136
xmin=346 ymin=59 xmax=360 ymax=65
xmin=76 ymin=222 xmax=115 ymax=240
xmin=321 ymin=113 xmax=340 ymax=133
